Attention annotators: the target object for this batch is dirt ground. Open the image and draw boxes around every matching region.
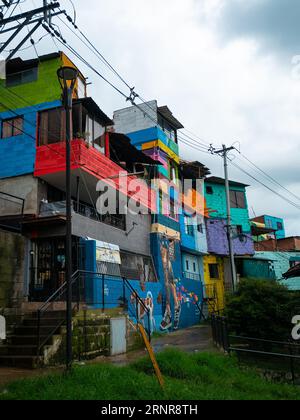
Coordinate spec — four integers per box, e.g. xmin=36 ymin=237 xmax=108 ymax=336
xmin=0 ymin=325 xmax=213 ymax=387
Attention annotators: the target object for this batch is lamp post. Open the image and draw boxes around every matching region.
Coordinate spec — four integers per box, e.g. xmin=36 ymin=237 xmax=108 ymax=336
xmin=57 ymin=66 xmax=78 ymax=370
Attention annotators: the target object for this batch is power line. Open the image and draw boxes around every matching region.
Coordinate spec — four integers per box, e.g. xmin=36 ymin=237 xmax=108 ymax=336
xmin=235 ymin=149 xmax=300 ymax=203
xmin=229 ymin=159 xmax=300 ymax=212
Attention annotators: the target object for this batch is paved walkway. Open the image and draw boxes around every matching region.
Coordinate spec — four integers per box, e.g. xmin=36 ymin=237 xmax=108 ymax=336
xmin=100 ymin=324 xmax=214 ymax=366
xmin=0 ymin=325 xmax=213 ymax=387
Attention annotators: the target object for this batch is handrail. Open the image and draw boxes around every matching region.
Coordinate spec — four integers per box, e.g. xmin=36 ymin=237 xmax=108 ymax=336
xmin=37 ymin=270 xmax=81 ymax=313
xmin=36 ymin=270 xmax=153 ymax=358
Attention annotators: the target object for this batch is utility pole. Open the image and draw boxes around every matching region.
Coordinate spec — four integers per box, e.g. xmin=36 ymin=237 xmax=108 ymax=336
xmin=0 ymin=1 xmax=64 ymax=60
xmin=211 ymin=145 xmax=238 ymax=292
xmin=57 ymin=66 xmax=79 ymax=371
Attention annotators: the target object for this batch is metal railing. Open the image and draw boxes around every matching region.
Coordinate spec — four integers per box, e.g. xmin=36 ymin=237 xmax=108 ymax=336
xmin=36 ymin=270 xmax=151 ymax=360
xmin=40 ymin=200 xmax=126 ymax=231
xmin=211 ymin=315 xmax=300 ymax=385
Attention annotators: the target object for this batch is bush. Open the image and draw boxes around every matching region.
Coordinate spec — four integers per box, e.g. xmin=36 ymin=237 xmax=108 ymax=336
xmin=224 ymin=278 xmax=300 ymax=340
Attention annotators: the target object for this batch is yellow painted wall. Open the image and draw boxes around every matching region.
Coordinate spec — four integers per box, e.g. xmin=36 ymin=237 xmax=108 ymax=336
xmin=142 ymin=140 xmax=180 ymax=164
xmin=203 ymin=255 xmax=225 ymax=313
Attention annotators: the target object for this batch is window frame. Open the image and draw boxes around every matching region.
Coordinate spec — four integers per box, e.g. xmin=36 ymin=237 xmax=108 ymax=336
xmin=230 ymin=190 xmax=246 ymax=209
xmin=1 ymin=116 xmax=23 ymax=139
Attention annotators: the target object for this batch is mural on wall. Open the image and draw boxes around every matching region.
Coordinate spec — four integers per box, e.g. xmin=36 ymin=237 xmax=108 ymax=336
xmin=157 ymin=236 xmax=202 ymax=332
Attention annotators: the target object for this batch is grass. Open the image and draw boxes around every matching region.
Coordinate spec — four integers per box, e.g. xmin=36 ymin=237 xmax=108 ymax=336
xmin=0 ymin=349 xmax=299 ymax=400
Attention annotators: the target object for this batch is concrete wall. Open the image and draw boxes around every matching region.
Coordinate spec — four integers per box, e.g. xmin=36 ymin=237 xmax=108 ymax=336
xmin=72 ymin=212 xmax=152 ymax=256
xmin=0 ymin=230 xmax=27 ymax=310
xmin=113 ymin=100 xmax=158 ymax=134
xmin=0 ymin=174 xmax=40 ymax=215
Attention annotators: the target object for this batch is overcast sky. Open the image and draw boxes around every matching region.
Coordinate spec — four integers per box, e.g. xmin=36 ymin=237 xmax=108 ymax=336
xmin=6 ymin=0 xmax=300 ymax=235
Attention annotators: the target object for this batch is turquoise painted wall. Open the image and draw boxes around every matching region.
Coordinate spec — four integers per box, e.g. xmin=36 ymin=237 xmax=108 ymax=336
xmin=243 ymin=251 xmax=300 ymax=291
xmin=205 ymin=181 xmax=251 ymax=233
xmin=263 ymin=215 xmax=286 ymax=239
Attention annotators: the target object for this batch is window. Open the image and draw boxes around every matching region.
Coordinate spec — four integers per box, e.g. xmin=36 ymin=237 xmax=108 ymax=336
xmin=209 ymin=264 xmax=220 ymax=279
xmin=6 ymin=67 xmax=38 ymax=87
xmin=197 ymin=223 xmax=203 ymax=234
xmin=39 ymin=108 xmax=66 ymax=145
xmin=206 ymin=186 xmax=213 ymax=195
xmin=233 ymin=225 xmax=243 ymax=236
xmin=230 ymin=190 xmax=246 ymax=209
xmin=277 ymin=222 xmax=283 ymax=231
xmin=184 ymin=216 xmax=194 ymax=236
xmin=186 ymin=260 xmax=190 ymax=271
xmin=2 ymin=117 xmax=23 ymax=138
xmin=169 ymin=198 xmax=176 ymax=219
xmin=193 ymin=262 xmax=196 ymax=272
xmin=169 ymin=161 xmax=178 ymax=184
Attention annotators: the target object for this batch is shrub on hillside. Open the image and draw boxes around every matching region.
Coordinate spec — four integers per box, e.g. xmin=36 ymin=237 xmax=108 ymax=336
xmin=224 ymin=278 xmax=300 ymax=340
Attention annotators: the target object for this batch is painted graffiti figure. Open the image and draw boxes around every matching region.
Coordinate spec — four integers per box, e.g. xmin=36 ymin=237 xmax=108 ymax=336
xmin=160 ymin=239 xmax=181 ymax=331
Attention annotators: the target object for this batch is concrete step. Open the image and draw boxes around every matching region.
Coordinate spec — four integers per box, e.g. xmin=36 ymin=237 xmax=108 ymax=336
xmin=0 ymin=355 xmax=41 ymax=369
xmin=14 ymin=325 xmax=62 ymax=336
xmin=0 ymin=345 xmax=41 ymax=357
xmin=23 ymin=318 xmax=65 ymax=327
xmin=6 ymin=335 xmax=54 ymax=346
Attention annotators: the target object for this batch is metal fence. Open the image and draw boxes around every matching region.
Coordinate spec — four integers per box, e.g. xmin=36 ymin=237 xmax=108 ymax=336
xmin=211 ymin=315 xmax=300 ymax=385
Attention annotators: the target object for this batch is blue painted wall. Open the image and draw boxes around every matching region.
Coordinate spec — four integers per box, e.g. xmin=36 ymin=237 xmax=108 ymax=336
xmin=0 ymin=100 xmax=61 ymax=179
xmin=127 ymin=126 xmax=179 ymax=155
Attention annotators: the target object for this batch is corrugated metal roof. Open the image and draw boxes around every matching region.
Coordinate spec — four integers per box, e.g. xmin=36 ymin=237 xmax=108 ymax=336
xmin=158 ymin=106 xmax=184 ymax=129
xmin=205 ymin=176 xmax=249 ymax=188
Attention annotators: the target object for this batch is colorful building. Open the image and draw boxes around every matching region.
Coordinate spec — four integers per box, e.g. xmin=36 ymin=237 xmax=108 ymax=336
xmin=204 ymin=176 xmax=255 ymax=311
xmin=252 ymin=215 xmax=286 ymax=241
xmin=114 ymin=101 xmax=207 ymax=330
xmin=0 ymin=53 xmax=162 ymax=323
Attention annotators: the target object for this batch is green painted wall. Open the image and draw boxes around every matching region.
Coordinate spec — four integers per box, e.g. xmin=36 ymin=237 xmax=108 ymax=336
xmin=0 ymin=57 xmax=62 ymax=112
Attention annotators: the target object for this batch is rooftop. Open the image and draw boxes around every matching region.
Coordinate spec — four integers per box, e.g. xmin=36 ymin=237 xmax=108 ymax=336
xmin=158 ymin=105 xmax=184 ymax=130
xmin=205 ymin=176 xmax=249 ymax=188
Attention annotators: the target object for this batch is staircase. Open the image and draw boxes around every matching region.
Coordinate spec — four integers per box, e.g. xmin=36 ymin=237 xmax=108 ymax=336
xmin=0 ymin=311 xmax=66 ymax=369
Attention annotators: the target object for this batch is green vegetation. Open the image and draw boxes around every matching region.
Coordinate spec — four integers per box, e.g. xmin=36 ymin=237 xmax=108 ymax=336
xmin=1 ymin=349 xmax=299 ymax=400
xmin=225 ymin=278 xmax=300 ymax=340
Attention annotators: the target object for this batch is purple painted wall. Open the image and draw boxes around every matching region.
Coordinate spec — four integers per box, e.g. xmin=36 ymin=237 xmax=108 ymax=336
xmin=205 ymin=218 xmax=255 ymax=256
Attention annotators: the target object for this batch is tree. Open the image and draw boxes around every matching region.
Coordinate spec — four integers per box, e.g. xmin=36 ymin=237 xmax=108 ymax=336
xmin=225 ymin=278 xmax=300 ymax=340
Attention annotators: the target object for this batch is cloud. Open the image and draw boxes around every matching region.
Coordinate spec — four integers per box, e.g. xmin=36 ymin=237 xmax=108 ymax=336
xmin=215 ymin=0 xmax=300 ymax=60
xmin=8 ymin=0 xmax=300 ymax=235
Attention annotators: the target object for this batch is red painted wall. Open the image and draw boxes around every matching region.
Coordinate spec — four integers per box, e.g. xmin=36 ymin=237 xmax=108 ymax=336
xmin=34 ymin=139 xmax=156 ymax=212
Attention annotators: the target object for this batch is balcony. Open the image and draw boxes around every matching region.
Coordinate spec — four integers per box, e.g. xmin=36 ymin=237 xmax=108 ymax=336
xmin=34 ymin=139 xmax=155 ymax=213
xmin=183 ymin=271 xmax=202 ymax=282
xmin=39 ymin=200 xmax=127 ymax=231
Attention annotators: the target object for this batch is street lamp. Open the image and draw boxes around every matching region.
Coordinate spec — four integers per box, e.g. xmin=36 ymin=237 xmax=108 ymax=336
xmin=57 ymin=66 xmax=78 ymax=371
